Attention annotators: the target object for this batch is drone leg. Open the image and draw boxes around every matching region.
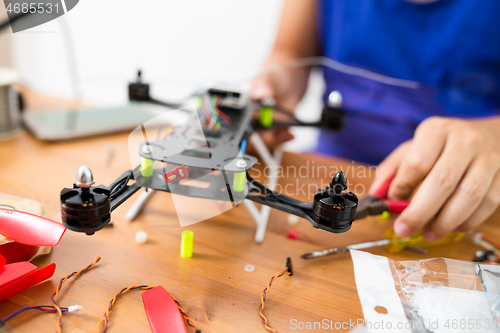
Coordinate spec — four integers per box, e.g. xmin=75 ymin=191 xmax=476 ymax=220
xmin=246 ymin=133 xmax=282 ymax=243
xmin=125 ymin=188 xmax=155 ymax=221
xmin=243 ymin=200 xmax=267 ymax=243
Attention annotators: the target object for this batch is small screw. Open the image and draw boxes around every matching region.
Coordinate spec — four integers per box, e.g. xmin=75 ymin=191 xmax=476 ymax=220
xmin=142 ymin=145 xmax=154 ymax=154
xmin=236 ymin=160 xmax=247 ymax=169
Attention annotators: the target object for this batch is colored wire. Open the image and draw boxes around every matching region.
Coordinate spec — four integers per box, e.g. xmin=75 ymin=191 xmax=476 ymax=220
xmin=240 ymin=139 xmax=247 ymax=153
xmin=200 ymin=93 xmax=232 ymax=130
xmin=99 ymin=285 xmax=155 ymax=333
xmin=214 ymin=95 xmax=232 ymax=127
xmin=481 ymin=235 xmax=500 ymax=252
xmin=209 ymin=95 xmax=221 ymax=130
xmin=51 ymin=256 xmax=101 ymax=333
xmin=202 ymin=94 xmax=214 ymax=128
xmin=259 ymin=266 xmax=291 ymax=333
xmin=170 ymin=294 xmax=199 ymax=331
xmin=206 ymin=94 xmax=217 ymax=129
xmin=217 ymin=110 xmax=231 ymax=127
xmin=99 ymin=285 xmax=200 ymax=333
xmin=2 ymin=306 xmax=69 ymax=323
xmin=486 ymin=256 xmax=500 ymax=264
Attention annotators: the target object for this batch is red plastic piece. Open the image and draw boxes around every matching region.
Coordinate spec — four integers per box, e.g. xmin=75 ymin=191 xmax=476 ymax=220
xmin=386 ymin=200 xmax=410 ymax=214
xmin=0 ymin=254 xmax=5 ymax=270
xmin=372 ymin=178 xmax=393 ymax=199
xmin=164 ymin=166 xmax=189 ymax=184
xmin=0 ymin=209 xmax=66 ymax=246
xmin=371 ymin=178 xmax=409 ymax=214
xmin=0 ymin=242 xmax=39 ymax=264
xmin=0 ymin=263 xmax=56 ymax=302
xmin=142 ymin=286 xmax=187 ymax=333
xmin=287 ymin=229 xmax=299 ymax=240
xmin=0 ymin=262 xmax=37 ymax=287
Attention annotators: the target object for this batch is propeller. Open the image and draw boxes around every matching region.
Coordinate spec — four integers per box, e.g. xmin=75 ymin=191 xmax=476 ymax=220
xmin=0 ymin=263 xmax=56 ymax=302
xmin=0 ymin=261 xmax=37 ymax=287
xmin=0 ymin=209 xmax=66 ymax=247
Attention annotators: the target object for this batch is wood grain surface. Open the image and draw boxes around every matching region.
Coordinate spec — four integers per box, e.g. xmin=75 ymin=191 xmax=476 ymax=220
xmin=0 ymin=93 xmax=498 ymax=333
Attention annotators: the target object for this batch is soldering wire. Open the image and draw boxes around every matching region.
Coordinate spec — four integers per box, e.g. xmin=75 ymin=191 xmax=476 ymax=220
xmin=259 ymin=266 xmax=291 ymax=333
xmin=99 ymin=285 xmax=200 ymax=333
xmin=51 ymin=256 xmax=101 ymax=333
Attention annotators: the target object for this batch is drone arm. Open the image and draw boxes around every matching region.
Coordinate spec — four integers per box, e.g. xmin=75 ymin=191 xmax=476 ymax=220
xmin=245 ymin=172 xmax=357 ymax=234
xmin=110 ymin=182 xmax=141 ymax=212
xmin=245 ymin=192 xmax=314 ymax=221
xmin=107 ymin=170 xmax=148 ymax=212
xmin=252 ymin=100 xmax=344 ymax=131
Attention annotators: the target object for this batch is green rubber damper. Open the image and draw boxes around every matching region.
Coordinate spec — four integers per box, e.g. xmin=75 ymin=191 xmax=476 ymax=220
xmin=141 ymin=157 xmax=154 ymax=177
xmin=195 ymin=96 xmax=203 ymax=109
xmin=259 ymin=107 xmax=273 ymax=128
xmin=232 ymin=172 xmax=246 ymax=192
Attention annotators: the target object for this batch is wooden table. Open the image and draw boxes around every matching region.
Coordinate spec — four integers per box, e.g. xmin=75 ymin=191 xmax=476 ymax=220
xmin=0 ymin=95 xmax=498 ymax=333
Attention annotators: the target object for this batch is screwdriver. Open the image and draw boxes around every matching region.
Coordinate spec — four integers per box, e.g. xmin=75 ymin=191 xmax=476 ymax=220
xmin=301 ymin=228 xmax=465 ymax=259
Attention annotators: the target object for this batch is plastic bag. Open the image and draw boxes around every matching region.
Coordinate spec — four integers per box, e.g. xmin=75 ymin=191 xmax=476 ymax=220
xmin=351 ymin=250 xmax=500 ymax=333
xmin=476 ymin=265 xmax=500 ymax=329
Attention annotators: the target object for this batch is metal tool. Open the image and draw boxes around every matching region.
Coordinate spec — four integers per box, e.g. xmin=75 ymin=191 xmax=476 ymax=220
xmin=301 ymin=239 xmax=390 ymax=259
xmin=301 ymin=228 xmax=465 ymax=259
xmin=356 ymin=178 xmax=409 ymax=219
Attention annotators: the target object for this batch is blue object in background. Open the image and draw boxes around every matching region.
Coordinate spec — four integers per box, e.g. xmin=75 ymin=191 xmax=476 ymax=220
xmin=316 ymin=0 xmax=500 ymax=165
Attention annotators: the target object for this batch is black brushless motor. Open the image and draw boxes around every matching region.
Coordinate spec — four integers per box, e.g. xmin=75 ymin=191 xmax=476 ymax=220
xmin=312 ymin=171 xmax=358 ymax=233
xmin=128 ymin=70 xmax=150 ymax=101
xmin=60 ymin=166 xmax=111 ymax=235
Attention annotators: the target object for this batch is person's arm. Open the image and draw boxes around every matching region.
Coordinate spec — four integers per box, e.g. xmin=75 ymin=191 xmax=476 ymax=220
xmin=370 ymin=116 xmax=500 ymax=240
xmin=250 ymin=0 xmax=319 ymax=149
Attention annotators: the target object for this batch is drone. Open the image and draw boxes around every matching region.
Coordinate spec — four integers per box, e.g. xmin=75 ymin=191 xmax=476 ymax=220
xmin=60 ymin=72 xmax=358 ymax=241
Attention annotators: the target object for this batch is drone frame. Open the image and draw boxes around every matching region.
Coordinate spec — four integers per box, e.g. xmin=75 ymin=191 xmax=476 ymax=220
xmin=60 ymin=85 xmax=357 ymax=239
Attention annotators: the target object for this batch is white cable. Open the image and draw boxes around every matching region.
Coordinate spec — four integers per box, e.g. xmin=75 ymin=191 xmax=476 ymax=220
xmin=262 ymin=56 xmax=420 ymax=89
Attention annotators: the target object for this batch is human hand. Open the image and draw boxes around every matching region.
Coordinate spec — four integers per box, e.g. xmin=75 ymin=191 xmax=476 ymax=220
xmin=249 ymin=76 xmax=293 ymax=151
xmin=369 ymin=116 xmax=500 ymax=240
xmin=249 ymin=61 xmax=311 ymax=151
